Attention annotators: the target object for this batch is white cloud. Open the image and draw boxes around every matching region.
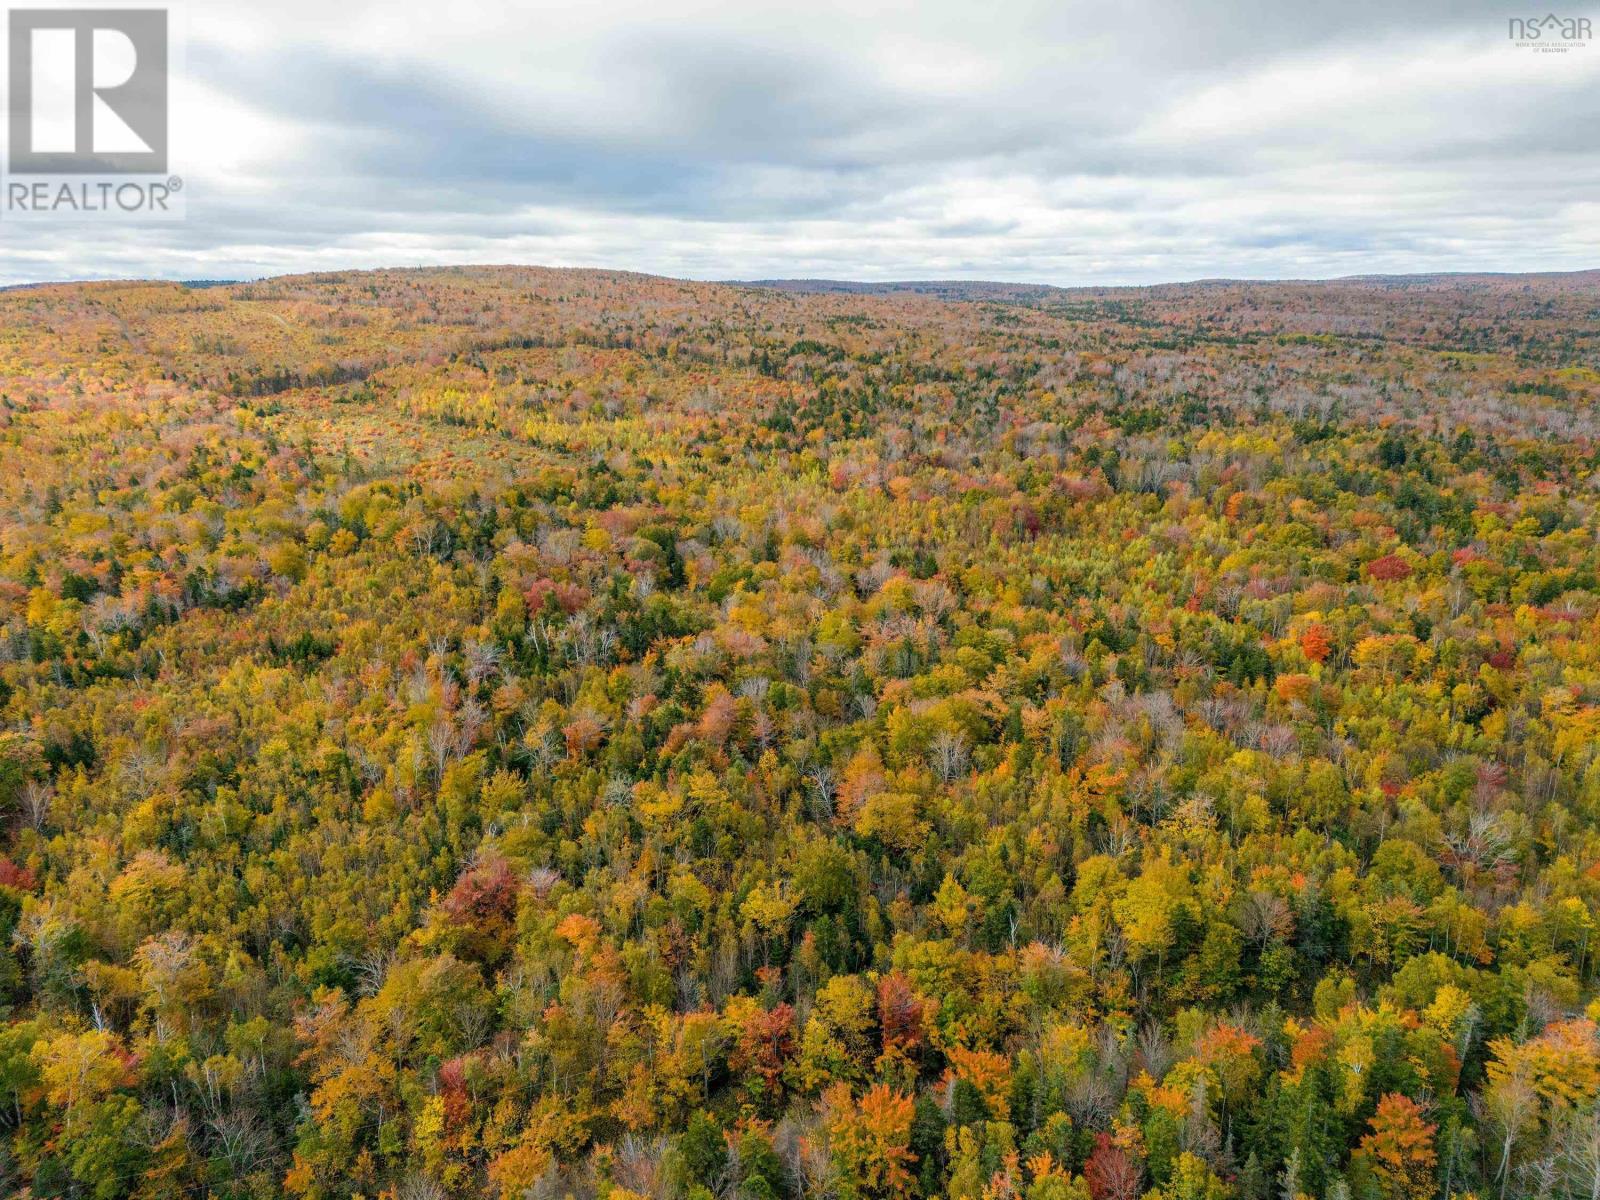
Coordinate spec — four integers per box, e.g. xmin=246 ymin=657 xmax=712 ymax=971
xmin=3 ymin=0 xmax=1597 ymax=284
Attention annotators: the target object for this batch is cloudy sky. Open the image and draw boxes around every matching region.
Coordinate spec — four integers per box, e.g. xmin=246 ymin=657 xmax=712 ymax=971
xmin=2 ymin=0 xmax=1598 ymax=285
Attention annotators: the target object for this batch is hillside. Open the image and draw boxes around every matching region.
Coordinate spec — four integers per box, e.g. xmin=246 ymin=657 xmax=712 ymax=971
xmin=2 ymin=266 xmax=1600 ymax=1199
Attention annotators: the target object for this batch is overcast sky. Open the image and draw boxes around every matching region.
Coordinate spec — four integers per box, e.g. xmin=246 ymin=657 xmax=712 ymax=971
xmin=2 ymin=0 xmax=1598 ymax=286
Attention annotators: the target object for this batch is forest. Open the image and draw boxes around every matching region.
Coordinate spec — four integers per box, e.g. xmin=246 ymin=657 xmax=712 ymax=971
xmin=2 ymin=265 xmax=1600 ymax=1200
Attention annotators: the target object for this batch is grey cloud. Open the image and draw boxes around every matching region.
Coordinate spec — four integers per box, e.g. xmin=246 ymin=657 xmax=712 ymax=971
xmin=3 ymin=0 xmax=1597 ymax=284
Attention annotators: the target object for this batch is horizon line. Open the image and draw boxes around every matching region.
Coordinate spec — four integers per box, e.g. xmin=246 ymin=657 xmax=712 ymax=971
xmin=4 ymin=261 xmax=1600 ymax=294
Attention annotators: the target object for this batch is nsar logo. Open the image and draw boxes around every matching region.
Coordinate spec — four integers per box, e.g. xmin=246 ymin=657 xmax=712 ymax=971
xmin=1507 ymin=13 xmax=1592 ymax=51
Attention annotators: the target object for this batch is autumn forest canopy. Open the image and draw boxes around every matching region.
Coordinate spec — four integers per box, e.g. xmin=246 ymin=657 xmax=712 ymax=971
xmin=4 ymin=266 xmax=1600 ymax=1200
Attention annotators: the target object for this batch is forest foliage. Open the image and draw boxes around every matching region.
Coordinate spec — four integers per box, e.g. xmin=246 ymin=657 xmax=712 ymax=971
xmin=2 ymin=267 xmax=1600 ymax=1200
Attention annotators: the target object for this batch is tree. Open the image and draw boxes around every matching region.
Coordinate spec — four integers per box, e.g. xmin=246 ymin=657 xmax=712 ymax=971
xmin=1355 ymin=1093 xmax=1436 ymax=1200
xmin=729 ymin=1000 xmax=796 ymax=1109
xmin=1084 ymin=1133 xmax=1141 ymax=1200
xmin=822 ymin=1082 xmax=917 ymax=1200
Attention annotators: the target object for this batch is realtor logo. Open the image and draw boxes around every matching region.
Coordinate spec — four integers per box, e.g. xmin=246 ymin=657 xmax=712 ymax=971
xmin=8 ymin=8 xmax=167 ymax=173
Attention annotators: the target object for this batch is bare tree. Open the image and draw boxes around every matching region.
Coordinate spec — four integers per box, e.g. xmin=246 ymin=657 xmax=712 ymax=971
xmin=1557 ymin=1108 xmax=1600 ymax=1200
xmin=930 ymin=730 xmax=969 ymax=783
xmin=1475 ymin=1074 xmax=1539 ymax=1200
xmin=1238 ymin=891 xmax=1294 ymax=953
